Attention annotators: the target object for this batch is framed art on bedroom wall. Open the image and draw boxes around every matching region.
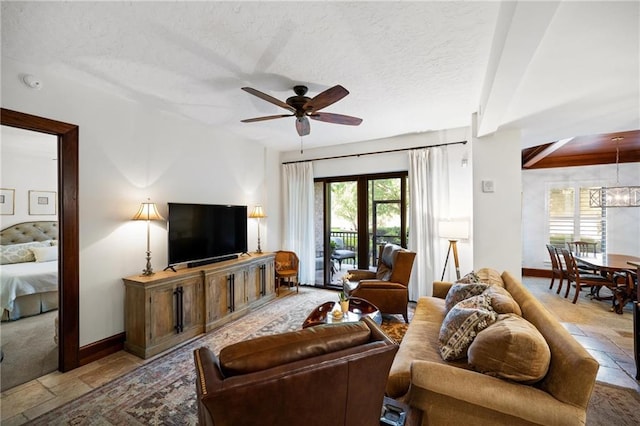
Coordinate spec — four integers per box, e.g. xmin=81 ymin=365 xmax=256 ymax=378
xmin=29 ymin=190 xmax=57 ymax=215
xmin=0 ymin=188 xmax=15 ymax=215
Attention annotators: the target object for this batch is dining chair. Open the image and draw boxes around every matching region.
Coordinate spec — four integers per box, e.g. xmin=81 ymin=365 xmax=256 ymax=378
xmin=546 ymin=244 xmax=564 ymax=293
xmin=610 ymin=269 xmax=638 ymax=314
xmin=560 ymin=248 xmax=611 ymax=304
xmin=567 ymin=241 xmax=597 ymax=257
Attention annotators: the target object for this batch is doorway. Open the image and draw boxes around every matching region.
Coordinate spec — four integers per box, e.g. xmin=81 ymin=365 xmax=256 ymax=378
xmin=0 ymin=108 xmax=80 ymax=373
xmin=314 ymin=172 xmax=408 ymax=287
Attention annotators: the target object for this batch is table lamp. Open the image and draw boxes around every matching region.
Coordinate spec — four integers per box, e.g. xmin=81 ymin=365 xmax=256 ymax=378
xmin=132 ymin=199 xmax=165 ymax=276
xmin=249 ymin=205 xmax=267 ymax=254
xmin=439 ymin=220 xmax=469 ymax=280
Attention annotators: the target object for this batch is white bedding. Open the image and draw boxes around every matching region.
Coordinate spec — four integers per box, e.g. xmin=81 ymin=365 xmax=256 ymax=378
xmin=0 ymin=261 xmax=58 ymax=313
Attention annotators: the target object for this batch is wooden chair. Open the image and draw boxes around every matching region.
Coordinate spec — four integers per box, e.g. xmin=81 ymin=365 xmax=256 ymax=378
xmin=560 ymin=248 xmax=610 ymax=304
xmin=567 ymin=241 xmax=597 ymax=257
xmin=274 ymin=250 xmax=299 ymax=295
xmin=546 ymin=244 xmax=564 ymax=294
xmin=610 ymin=269 xmax=638 ymax=314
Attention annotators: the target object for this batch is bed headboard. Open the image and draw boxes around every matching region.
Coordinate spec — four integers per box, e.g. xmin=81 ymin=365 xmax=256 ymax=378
xmin=0 ymin=221 xmax=58 ymax=245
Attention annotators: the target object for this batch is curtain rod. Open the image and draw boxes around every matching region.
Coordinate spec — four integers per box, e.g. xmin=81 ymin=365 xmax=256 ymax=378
xmin=281 ymin=140 xmax=467 ymax=164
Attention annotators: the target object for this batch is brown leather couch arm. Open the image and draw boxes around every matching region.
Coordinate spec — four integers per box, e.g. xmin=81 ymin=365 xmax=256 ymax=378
xmin=347 ymin=269 xmax=377 ymax=281
xmin=356 ymin=279 xmax=408 ymax=290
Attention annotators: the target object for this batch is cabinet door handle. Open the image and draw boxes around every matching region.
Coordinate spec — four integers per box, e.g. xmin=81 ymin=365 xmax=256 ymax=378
xmin=173 ymin=287 xmax=182 ymax=333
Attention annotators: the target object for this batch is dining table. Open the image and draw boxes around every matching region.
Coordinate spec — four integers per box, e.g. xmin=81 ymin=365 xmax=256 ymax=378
xmin=576 ymin=253 xmax=640 ymax=381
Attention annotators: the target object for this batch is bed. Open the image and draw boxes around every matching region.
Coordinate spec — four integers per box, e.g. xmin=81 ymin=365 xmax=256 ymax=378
xmin=0 ymin=221 xmax=59 ymax=321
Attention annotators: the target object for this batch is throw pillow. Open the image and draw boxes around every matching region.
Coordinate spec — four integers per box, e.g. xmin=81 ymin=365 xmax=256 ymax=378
xmin=0 ymin=241 xmax=51 ymax=264
xmin=456 ymin=271 xmax=481 ymax=284
xmin=468 ymin=314 xmax=551 ymax=383
xmin=30 ymin=246 xmax=59 ymax=262
xmin=444 ymin=283 xmax=489 ymax=313
xmin=439 ymin=294 xmax=498 ymax=361
xmin=483 ymin=285 xmax=522 ymax=316
xmin=376 ymin=244 xmax=400 ymax=280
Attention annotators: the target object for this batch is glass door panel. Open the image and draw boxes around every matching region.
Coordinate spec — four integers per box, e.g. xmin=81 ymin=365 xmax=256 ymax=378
xmin=328 ymin=181 xmax=358 ymax=285
xmin=369 ymin=178 xmax=404 ymax=267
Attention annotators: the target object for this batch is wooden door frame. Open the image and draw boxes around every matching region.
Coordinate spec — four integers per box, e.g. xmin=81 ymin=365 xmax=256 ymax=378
xmin=1 ymin=108 xmax=80 ymax=372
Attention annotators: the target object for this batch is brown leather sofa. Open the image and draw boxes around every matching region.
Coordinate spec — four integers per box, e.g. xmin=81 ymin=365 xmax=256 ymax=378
xmin=193 ymin=316 xmax=398 ymax=426
xmin=345 ymin=243 xmax=416 ymax=322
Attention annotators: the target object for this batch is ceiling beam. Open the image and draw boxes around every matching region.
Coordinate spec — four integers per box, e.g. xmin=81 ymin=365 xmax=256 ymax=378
xmin=477 ymin=1 xmax=560 ymax=138
xmin=522 ymin=137 xmax=573 ymax=168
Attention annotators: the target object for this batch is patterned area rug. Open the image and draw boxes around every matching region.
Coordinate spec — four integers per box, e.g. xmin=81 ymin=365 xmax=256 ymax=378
xmin=29 ymin=288 xmax=639 ymax=425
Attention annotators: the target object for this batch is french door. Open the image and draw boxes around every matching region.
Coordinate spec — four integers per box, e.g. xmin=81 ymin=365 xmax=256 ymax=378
xmin=314 ymin=172 xmax=408 ymax=287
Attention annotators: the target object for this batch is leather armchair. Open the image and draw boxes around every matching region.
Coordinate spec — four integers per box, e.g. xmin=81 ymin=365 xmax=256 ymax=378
xmin=193 ymin=316 xmax=398 ymax=426
xmin=344 ymin=243 xmax=416 ymax=322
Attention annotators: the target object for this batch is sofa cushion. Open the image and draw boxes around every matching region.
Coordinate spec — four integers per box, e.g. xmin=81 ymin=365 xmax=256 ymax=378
xmin=468 ymin=314 xmax=551 ymax=383
xmin=439 ymin=294 xmax=498 ymax=361
xmin=219 ymin=321 xmax=371 ymax=377
xmin=476 ymin=268 xmax=505 ymax=287
xmin=483 ymin=285 xmax=522 ymax=316
xmin=386 ymin=297 xmax=471 ymax=398
xmin=444 ymin=283 xmax=489 ymax=313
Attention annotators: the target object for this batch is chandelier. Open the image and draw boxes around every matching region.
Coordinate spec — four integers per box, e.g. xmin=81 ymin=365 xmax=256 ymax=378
xmin=589 ymin=136 xmax=640 ymax=207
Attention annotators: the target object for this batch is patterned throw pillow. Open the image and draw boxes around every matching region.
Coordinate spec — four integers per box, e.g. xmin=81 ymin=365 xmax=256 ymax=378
xmin=439 ymin=294 xmax=498 ymax=361
xmin=444 ymin=283 xmax=489 ymax=313
xmin=0 ymin=241 xmax=51 ymax=264
xmin=456 ymin=271 xmax=481 ymax=284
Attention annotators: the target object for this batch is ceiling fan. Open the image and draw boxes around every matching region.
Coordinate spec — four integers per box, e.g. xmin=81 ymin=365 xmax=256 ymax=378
xmin=241 ymin=85 xmax=363 ymax=136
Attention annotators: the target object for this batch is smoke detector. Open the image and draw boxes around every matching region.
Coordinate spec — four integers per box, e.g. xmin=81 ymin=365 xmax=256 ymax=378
xmin=22 ymin=74 xmax=43 ymax=90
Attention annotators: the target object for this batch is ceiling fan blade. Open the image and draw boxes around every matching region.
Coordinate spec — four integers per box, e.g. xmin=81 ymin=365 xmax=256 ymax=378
xmin=242 ymin=87 xmax=296 ymax=112
xmin=309 ymin=112 xmax=363 ymax=126
xmin=241 ymin=114 xmax=294 ymax=123
xmin=296 ymin=116 xmax=310 ymax=136
xmin=304 ymin=85 xmax=349 ymax=113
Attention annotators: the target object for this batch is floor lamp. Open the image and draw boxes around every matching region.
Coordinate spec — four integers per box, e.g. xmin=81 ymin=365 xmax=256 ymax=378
xmin=439 ymin=220 xmax=469 ymax=281
xmin=132 ymin=199 xmax=165 ymax=276
xmin=249 ymin=205 xmax=267 ymax=254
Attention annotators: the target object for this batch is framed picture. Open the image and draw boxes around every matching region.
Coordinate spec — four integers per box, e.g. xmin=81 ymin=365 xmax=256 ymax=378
xmin=29 ymin=190 xmax=57 ymax=215
xmin=0 ymin=188 xmax=15 ymax=215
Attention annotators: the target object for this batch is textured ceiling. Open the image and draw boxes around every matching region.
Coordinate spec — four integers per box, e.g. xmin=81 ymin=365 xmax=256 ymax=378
xmin=1 ymin=1 xmax=638 ymax=152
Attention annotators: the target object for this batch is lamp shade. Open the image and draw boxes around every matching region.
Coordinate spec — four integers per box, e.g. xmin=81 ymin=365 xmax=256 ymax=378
xmin=438 ymin=220 xmax=469 ymax=240
xmin=132 ymin=201 xmax=165 ymax=221
xmin=249 ymin=205 xmax=267 ymax=219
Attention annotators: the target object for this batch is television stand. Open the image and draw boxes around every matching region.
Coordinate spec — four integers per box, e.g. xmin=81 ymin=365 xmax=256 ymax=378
xmin=163 ymin=265 xmax=177 ymax=272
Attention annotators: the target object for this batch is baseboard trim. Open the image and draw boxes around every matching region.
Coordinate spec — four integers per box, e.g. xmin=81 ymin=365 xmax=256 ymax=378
xmin=522 ymin=268 xmax=552 ymax=278
xmin=79 ymin=332 xmax=125 ymax=366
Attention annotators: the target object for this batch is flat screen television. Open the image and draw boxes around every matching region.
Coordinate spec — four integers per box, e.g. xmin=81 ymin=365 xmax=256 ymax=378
xmin=167 ymin=203 xmax=247 ymax=267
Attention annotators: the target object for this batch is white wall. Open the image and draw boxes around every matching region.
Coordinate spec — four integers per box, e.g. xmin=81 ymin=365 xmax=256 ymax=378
xmin=0 ymin=136 xmax=58 ymax=227
xmin=471 ymin=114 xmax=522 ymax=276
xmin=522 ymin=163 xmax=640 ymax=269
xmin=1 ymin=58 xmax=279 ymax=346
xmin=281 ymin=127 xmax=475 ymax=283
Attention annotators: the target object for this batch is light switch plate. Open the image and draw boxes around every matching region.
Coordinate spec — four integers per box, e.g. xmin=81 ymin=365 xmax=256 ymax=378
xmin=482 ymin=180 xmax=495 ymax=193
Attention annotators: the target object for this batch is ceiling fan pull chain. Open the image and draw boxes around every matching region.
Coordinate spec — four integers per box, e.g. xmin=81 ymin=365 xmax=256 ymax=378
xmin=300 ymin=136 xmax=304 ymax=154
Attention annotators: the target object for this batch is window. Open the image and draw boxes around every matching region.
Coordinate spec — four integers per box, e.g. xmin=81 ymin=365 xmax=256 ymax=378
xmin=548 ymin=186 xmax=605 ymax=251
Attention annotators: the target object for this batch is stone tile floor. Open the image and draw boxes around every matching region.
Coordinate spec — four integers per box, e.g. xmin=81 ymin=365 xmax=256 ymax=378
xmin=1 ymin=279 xmax=638 ymax=424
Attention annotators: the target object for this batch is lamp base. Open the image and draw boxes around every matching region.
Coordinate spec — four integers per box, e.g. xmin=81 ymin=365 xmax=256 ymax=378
xmin=141 ymin=251 xmax=154 ymax=276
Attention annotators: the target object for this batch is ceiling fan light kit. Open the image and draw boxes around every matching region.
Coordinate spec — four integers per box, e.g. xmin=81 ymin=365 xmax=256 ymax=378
xmin=241 ymin=84 xmax=363 ymax=137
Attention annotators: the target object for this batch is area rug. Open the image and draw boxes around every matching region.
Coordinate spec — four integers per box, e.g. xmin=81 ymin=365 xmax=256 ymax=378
xmin=28 ymin=288 xmax=638 ymax=425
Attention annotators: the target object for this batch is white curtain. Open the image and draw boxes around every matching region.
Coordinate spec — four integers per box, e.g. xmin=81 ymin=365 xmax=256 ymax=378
xmin=408 ymin=146 xmax=449 ymax=299
xmin=282 ymin=162 xmax=315 ymax=284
